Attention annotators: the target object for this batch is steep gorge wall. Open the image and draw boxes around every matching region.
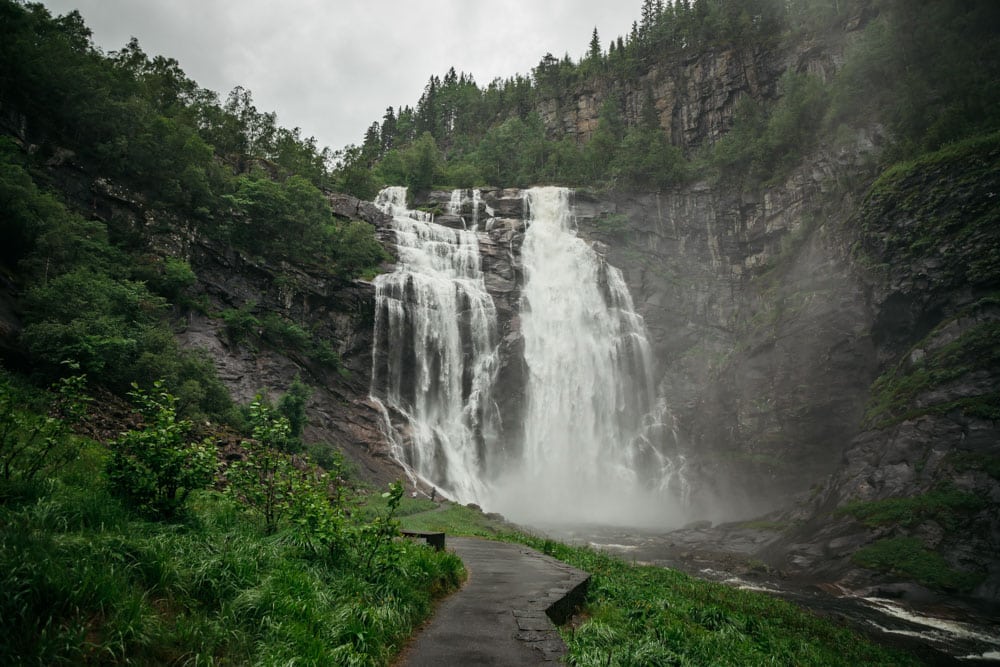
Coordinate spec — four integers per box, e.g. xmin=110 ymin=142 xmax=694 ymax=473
xmin=571 ymin=141 xmax=881 ymax=516
xmin=536 ymin=13 xmax=865 ymax=150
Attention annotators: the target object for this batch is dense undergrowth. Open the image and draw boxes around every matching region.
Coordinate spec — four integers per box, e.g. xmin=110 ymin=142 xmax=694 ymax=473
xmin=1 ymin=478 xmax=463 ymax=664
xmin=398 ymin=503 xmax=917 ymax=666
xmin=0 ymin=378 xmax=463 ymax=665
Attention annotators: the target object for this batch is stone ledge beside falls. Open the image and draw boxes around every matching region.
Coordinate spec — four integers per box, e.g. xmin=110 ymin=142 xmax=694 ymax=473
xmin=513 ymin=548 xmax=591 ymax=660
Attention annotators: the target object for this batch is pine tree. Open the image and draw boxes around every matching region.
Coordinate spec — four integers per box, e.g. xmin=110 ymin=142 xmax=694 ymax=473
xmin=380 ymin=106 xmax=396 ymax=153
xmin=589 ymin=27 xmax=602 ymax=61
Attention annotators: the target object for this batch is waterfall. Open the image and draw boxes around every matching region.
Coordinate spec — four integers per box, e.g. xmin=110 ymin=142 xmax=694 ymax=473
xmin=371 ymin=185 xmax=683 ymax=528
xmin=487 ymin=186 xmax=680 ymax=528
xmin=370 ymin=187 xmax=499 ymax=502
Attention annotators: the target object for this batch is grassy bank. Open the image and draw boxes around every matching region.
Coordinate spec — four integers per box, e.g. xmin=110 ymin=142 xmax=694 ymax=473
xmin=0 ymin=443 xmax=464 ymax=665
xmin=400 ymin=502 xmax=918 ymax=666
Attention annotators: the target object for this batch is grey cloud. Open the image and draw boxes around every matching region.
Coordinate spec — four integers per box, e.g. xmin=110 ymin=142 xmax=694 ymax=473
xmin=41 ymin=0 xmax=637 ymax=151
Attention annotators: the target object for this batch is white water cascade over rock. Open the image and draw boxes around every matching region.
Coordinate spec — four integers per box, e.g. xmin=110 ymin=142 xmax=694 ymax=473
xmin=371 ymin=185 xmax=684 ymax=528
xmin=370 ymin=187 xmax=499 ymax=502
xmin=487 ymin=187 xmax=681 ymax=528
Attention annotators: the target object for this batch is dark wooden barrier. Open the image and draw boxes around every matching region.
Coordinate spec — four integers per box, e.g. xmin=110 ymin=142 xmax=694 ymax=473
xmin=401 ymin=530 xmax=446 ymax=551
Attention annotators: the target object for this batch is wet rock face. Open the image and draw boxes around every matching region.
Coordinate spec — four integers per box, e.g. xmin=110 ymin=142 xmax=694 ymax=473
xmin=174 ymin=195 xmax=403 ymax=488
xmin=760 ymin=137 xmax=1000 ymax=602
xmin=418 ymin=156 xmax=881 ymax=513
xmin=535 ymin=14 xmax=862 ymax=151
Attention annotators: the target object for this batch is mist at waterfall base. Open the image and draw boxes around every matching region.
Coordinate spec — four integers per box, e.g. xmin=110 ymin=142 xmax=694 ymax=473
xmin=371 ymin=186 xmax=690 ymax=531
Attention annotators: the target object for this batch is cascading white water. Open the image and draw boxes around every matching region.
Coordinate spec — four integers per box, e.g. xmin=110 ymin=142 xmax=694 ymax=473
xmin=370 ymin=187 xmax=499 ymax=502
xmin=371 ymin=185 xmax=684 ymax=528
xmin=486 ymin=186 xmax=682 ymax=528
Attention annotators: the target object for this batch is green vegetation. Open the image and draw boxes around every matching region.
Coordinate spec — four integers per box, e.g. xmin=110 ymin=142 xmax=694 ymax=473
xmin=398 ymin=501 xmax=513 ymax=537
xmin=0 ymin=368 xmax=87 ymax=484
xmin=221 ymin=301 xmax=346 ymax=372
xmin=335 ymin=0 xmax=1000 ymax=196
xmin=0 ymin=1 xmax=391 ymax=275
xmin=838 ymin=486 xmax=987 ymax=531
xmin=0 ymin=376 xmax=464 ymax=665
xmin=106 ymin=382 xmax=217 ymax=519
xmin=0 ymin=0 xmax=386 ymax=413
xmin=864 ymin=315 xmax=1000 ymax=428
xmin=396 ymin=503 xmax=916 ymax=666
xmin=948 ymin=451 xmax=1000 ymax=481
xmin=539 ymin=537 xmax=914 ymax=666
xmin=827 ymin=1 xmax=1000 ymax=163
xmin=857 ymin=132 xmax=1000 ymax=289
xmin=711 ymin=71 xmax=829 ymax=185
xmin=0 ymin=0 xmax=996 ymax=661
xmin=852 ymin=537 xmax=984 ymax=593
xmin=838 ymin=488 xmax=988 ymax=593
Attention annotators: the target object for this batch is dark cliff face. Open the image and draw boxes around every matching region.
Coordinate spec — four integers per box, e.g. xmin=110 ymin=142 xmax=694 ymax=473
xmin=177 ymin=230 xmax=401 ymax=486
xmin=763 ymin=136 xmax=1000 ymax=601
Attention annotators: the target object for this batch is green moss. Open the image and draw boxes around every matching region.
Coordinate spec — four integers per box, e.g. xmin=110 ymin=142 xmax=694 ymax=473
xmin=864 ymin=317 xmax=1000 ymax=428
xmin=857 ymin=131 xmax=1000 ymax=287
xmin=838 ymin=487 xmax=986 ymax=531
xmin=948 ymin=452 xmax=1000 ymax=480
xmin=852 ymin=537 xmax=984 ymax=592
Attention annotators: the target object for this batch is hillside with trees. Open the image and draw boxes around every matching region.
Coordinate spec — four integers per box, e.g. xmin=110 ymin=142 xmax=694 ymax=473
xmin=336 ymin=0 xmax=1000 ymax=198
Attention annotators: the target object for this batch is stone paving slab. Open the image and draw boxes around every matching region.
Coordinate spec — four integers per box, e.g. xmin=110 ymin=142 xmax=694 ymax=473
xmin=400 ymin=537 xmax=590 ymax=666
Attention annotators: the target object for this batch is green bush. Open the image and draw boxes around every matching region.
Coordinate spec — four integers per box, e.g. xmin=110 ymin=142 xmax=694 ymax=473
xmin=220 ymin=301 xmax=260 ymax=345
xmin=0 ymin=368 xmax=88 ymax=484
xmin=106 ymin=382 xmax=217 ymax=519
xmin=227 ymin=399 xmax=306 ymax=534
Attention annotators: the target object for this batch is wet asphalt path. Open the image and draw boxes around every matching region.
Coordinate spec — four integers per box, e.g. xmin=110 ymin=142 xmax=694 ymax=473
xmin=399 ymin=537 xmax=590 ymax=666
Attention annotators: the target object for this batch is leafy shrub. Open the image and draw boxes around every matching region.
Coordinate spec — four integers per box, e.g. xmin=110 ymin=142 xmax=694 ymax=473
xmin=136 ymin=255 xmax=197 ymax=300
xmin=278 ymin=374 xmax=311 ymax=443
xmin=220 ymin=301 xmax=260 ymax=345
xmin=0 ymin=368 xmax=88 ymax=484
xmin=106 ymin=382 xmax=217 ymax=519
xmin=226 ymin=399 xmax=302 ymax=534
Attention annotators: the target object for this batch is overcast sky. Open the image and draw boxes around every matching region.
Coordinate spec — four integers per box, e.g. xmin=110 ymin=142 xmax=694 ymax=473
xmin=40 ymin=1 xmax=639 ymax=153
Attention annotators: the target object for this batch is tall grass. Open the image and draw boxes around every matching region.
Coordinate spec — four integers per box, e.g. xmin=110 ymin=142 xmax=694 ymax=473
xmin=0 ymin=445 xmax=464 ymax=665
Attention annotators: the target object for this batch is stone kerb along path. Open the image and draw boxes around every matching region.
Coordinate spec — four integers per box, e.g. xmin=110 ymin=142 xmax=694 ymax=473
xmin=400 ymin=537 xmax=591 ymax=666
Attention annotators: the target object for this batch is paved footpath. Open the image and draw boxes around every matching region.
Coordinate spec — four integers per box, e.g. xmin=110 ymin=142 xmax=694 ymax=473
xmin=400 ymin=536 xmax=590 ymax=666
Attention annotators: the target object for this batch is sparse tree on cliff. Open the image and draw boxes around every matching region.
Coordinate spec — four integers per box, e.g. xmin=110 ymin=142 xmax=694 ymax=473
xmin=589 ymin=27 xmax=602 ymax=61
